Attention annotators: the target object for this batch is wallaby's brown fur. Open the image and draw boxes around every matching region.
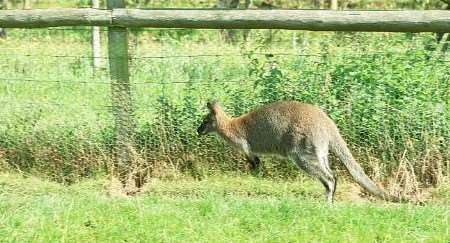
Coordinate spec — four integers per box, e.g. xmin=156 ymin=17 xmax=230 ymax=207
xmin=197 ymin=100 xmax=402 ymax=203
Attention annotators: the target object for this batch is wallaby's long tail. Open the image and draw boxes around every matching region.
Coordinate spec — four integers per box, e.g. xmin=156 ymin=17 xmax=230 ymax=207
xmin=330 ymin=132 xmax=402 ymax=203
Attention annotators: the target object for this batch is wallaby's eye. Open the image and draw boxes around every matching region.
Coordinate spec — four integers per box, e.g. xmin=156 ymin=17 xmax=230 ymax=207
xmin=208 ymin=114 xmax=217 ymax=124
xmin=206 ymin=114 xmax=213 ymax=122
xmin=202 ymin=114 xmax=214 ymax=126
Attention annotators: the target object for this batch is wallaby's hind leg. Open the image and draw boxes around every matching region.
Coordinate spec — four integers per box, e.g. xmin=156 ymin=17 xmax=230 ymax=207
xmin=319 ymin=155 xmax=337 ymax=199
xmin=292 ymin=153 xmax=336 ymax=203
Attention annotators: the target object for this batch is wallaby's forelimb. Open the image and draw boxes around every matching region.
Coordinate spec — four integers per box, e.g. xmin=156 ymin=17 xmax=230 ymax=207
xmin=246 ymin=155 xmax=261 ymax=171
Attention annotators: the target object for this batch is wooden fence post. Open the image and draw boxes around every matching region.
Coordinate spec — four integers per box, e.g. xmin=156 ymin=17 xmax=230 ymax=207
xmin=2 ymin=10 xmax=450 ymax=33
xmin=107 ymin=0 xmax=136 ymax=187
xmin=92 ymin=0 xmax=102 ymax=71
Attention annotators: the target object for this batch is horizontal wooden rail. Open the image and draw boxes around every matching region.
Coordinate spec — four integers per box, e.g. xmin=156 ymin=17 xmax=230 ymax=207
xmin=0 ymin=9 xmax=449 ymax=32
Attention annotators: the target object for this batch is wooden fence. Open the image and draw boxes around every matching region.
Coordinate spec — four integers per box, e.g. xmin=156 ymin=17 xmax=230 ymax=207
xmin=0 ymin=9 xmax=450 ymax=32
xmin=1 ymin=2 xmax=448 ymax=186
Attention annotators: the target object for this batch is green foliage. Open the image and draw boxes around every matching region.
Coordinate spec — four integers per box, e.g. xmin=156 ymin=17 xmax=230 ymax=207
xmin=0 ymin=28 xmax=448 ymax=184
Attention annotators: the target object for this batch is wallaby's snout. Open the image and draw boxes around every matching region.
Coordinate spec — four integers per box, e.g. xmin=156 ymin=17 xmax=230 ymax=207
xmin=197 ymin=119 xmax=210 ymax=136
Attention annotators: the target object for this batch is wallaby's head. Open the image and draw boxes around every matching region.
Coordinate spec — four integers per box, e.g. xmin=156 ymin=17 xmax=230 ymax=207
xmin=197 ymin=100 xmax=222 ymax=136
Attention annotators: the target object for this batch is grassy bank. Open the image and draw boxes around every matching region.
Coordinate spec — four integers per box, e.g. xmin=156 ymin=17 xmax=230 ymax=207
xmin=0 ymin=173 xmax=448 ymax=242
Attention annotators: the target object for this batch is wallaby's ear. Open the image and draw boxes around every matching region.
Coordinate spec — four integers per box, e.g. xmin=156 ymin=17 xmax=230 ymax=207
xmin=206 ymin=100 xmax=219 ymax=114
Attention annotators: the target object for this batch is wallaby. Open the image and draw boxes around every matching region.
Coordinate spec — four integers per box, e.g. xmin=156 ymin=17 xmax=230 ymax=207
xmin=197 ymin=100 xmax=402 ymax=203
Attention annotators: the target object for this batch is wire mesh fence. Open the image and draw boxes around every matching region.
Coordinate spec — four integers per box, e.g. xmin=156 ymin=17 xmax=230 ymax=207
xmin=0 ymin=27 xmax=449 ymax=192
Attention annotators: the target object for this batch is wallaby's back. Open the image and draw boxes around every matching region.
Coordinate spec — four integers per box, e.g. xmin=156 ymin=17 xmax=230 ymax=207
xmin=234 ymin=101 xmax=335 ymax=155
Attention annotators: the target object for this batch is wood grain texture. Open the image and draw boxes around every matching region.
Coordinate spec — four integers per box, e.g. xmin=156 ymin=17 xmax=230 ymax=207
xmin=0 ymin=9 xmax=449 ymax=32
xmin=0 ymin=9 xmax=111 ymax=28
xmin=107 ymin=0 xmax=136 ymax=184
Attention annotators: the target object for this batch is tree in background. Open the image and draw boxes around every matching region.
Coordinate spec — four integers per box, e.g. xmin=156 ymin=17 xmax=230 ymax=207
xmin=314 ymin=0 xmax=338 ymax=9
xmin=216 ymin=0 xmax=242 ymax=43
xmin=330 ymin=0 xmax=338 ymax=9
xmin=23 ymin=0 xmax=31 ymax=9
xmin=216 ymin=0 xmax=284 ymax=43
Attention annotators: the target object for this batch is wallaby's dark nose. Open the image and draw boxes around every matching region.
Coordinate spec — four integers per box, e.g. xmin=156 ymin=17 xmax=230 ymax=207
xmin=197 ymin=125 xmax=204 ymax=136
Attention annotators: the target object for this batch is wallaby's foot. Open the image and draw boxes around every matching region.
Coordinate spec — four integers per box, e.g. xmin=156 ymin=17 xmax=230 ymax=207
xmin=247 ymin=155 xmax=261 ymax=172
xmin=321 ymin=177 xmax=336 ymax=204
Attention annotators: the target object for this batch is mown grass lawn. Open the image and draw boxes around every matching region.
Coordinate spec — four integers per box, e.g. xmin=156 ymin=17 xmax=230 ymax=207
xmin=0 ymin=173 xmax=448 ymax=242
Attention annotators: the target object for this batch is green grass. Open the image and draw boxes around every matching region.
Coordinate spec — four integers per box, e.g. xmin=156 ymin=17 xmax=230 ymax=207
xmin=0 ymin=173 xmax=448 ymax=242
